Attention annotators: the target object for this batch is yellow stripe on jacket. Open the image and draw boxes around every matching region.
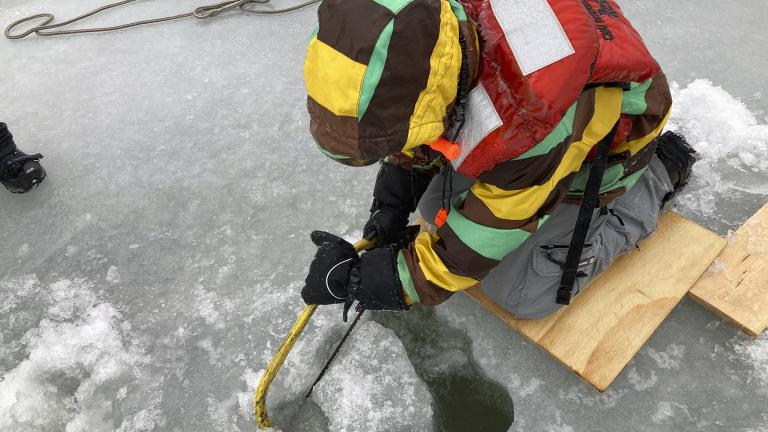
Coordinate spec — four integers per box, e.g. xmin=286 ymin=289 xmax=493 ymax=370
xmin=469 ymin=87 xmax=624 ymax=222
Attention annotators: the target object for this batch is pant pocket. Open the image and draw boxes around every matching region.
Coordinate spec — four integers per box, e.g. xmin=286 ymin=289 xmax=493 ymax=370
xmin=511 ymin=240 xmax=602 ymax=319
xmin=611 ymin=200 xmax=658 ymax=247
xmin=603 ymin=208 xmax=632 ymax=256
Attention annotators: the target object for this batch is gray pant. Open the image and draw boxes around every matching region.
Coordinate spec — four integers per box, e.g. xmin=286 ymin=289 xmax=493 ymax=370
xmin=417 ymin=156 xmax=674 ymax=319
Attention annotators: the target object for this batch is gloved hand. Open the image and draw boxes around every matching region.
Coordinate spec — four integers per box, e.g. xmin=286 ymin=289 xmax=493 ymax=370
xmin=302 ymin=231 xmax=408 ymax=314
xmin=365 ymin=161 xmax=434 ymax=248
xmin=363 ymin=207 xmax=409 ymax=246
xmin=302 ymin=231 xmax=359 ymax=305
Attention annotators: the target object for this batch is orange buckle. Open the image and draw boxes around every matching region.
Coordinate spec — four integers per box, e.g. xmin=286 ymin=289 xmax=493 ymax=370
xmin=427 ymin=137 xmax=461 ymax=161
xmin=434 ymin=208 xmax=449 ymax=228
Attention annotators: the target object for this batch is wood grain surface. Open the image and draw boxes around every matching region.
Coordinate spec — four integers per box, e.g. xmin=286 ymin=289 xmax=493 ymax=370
xmin=689 ymin=203 xmax=768 ymax=337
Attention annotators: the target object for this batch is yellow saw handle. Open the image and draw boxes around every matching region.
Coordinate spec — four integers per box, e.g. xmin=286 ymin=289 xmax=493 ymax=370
xmin=254 ymin=238 xmax=374 ymax=428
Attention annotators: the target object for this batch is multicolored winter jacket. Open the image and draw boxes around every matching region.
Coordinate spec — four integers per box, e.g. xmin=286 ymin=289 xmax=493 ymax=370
xmin=397 ymin=77 xmax=671 ymax=305
xmin=303 ymin=0 xmax=672 ymax=305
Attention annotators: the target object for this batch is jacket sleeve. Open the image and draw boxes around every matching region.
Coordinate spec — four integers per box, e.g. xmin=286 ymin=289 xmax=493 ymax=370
xmin=395 ymin=77 xmax=671 ymax=306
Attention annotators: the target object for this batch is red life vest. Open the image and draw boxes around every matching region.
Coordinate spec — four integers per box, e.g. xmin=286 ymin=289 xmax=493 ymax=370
xmin=452 ymin=0 xmax=660 ymax=178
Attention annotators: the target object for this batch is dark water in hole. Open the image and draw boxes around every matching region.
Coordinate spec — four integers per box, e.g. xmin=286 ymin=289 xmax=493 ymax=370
xmin=372 ymin=309 xmax=515 ymax=432
xmin=428 ymin=360 xmax=514 ymax=432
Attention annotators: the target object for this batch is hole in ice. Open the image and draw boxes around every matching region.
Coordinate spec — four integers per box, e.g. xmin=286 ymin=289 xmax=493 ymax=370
xmin=429 ymin=364 xmax=514 ymax=431
xmin=372 ymin=308 xmax=514 ymax=432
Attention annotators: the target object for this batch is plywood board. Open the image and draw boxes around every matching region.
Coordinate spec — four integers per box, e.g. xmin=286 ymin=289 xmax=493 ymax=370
xmin=689 ymin=203 xmax=768 ymax=337
xmin=465 ymin=212 xmax=726 ymax=391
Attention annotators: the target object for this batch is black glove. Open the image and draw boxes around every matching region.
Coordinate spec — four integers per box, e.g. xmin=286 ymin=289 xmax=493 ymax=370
xmin=365 ymin=162 xmax=433 ymax=247
xmin=302 ymin=231 xmax=408 ymax=315
xmin=302 ymin=231 xmax=359 ymax=305
xmin=364 ymin=207 xmax=410 ymax=246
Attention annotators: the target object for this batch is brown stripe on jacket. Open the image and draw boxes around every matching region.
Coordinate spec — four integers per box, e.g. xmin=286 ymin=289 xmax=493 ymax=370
xmin=402 ymin=241 xmax=455 ymax=306
xmin=432 ymin=223 xmax=500 ymax=279
xmin=358 ymin=130 xmax=413 ymax=161
xmin=622 ymin=139 xmax=658 ymax=178
xmin=458 ymin=20 xmax=480 ymax=85
xmin=476 ymin=89 xmax=596 ymax=190
xmin=627 ymin=72 xmax=672 ymax=141
xmin=477 ymin=138 xmax=571 ymax=189
xmin=308 ymin=97 xmax=363 ymax=160
xmin=358 ymin=0 xmax=442 ymax=159
xmin=460 ymin=172 xmax=577 ymax=230
xmin=316 ymin=0 xmax=394 ymax=64
xmin=571 ymin=89 xmax=597 ymax=142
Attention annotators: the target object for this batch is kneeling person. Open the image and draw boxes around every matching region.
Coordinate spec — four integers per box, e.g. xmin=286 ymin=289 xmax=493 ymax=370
xmin=300 ymin=0 xmax=695 ymax=319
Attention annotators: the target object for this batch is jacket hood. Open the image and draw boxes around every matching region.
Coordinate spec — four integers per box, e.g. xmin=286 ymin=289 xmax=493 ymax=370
xmin=304 ymin=0 xmax=478 ymax=166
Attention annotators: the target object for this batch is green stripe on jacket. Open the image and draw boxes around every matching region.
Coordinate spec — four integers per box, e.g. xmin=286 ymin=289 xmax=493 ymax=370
xmin=447 ymin=0 xmax=468 ymax=20
xmin=372 ymin=0 xmax=414 ymax=14
xmin=569 ymin=164 xmax=648 ymax=195
xmin=359 ymin=20 xmax=395 ymax=120
xmin=446 ymin=193 xmax=550 ymax=261
xmin=621 ymin=79 xmax=653 ymax=115
xmin=397 ymin=250 xmax=420 ymax=303
xmin=514 ymin=101 xmax=578 ymax=160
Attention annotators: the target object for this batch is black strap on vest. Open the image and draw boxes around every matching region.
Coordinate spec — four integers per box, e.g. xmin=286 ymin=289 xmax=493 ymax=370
xmin=556 ymin=121 xmax=620 ymax=305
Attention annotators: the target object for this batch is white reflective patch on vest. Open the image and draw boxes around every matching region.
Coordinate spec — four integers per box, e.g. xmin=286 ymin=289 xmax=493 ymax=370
xmin=489 ymin=0 xmax=575 ymax=75
xmin=453 ymin=84 xmax=502 ymax=170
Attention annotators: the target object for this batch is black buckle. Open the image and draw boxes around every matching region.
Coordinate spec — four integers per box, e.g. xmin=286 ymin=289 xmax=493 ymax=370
xmin=556 ymin=289 xmax=572 ymax=305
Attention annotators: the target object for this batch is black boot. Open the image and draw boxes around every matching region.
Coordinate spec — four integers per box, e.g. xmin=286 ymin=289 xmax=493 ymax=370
xmin=655 ymin=131 xmax=697 ymax=202
xmin=1 ymin=150 xmax=46 ymax=193
xmin=0 ymin=123 xmax=46 ymax=193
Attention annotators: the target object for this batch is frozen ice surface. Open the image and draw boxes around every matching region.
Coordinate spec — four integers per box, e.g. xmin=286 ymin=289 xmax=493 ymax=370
xmin=0 ymin=0 xmax=767 ymax=431
xmin=312 ymin=321 xmax=434 ymax=432
xmin=0 ymin=276 xmax=162 ymax=432
xmin=733 ymin=332 xmax=768 ymax=387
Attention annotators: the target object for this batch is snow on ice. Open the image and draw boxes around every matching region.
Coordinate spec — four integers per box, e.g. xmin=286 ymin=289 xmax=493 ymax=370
xmin=668 ymin=79 xmax=768 ymax=231
xmin=0 ymin=276 xmax=162 ymax=432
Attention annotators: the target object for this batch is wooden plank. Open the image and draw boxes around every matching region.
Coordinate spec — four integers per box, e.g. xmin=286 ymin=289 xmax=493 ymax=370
xmin=689 ymin=203 xmax=768 ymax=337
xmin=465 ymin=212 xmax=726 ymax=391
